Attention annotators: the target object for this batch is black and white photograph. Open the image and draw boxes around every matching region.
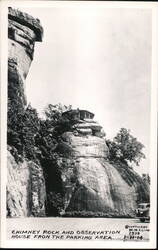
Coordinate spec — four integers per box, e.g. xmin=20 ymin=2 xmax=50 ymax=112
xmin=0 ymin=1 xmax=157 ymax=248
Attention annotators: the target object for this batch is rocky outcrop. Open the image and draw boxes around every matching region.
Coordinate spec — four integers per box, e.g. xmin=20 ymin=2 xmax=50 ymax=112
xmin=7 ymin=8 xmax=46 ymax=217
xmin=46 ymin=112 xmax=149 ymax=217
xmin=7 ymin=148 xmax=45 ymax=217
xmin=8 ymin=7 xmax=43 ymax=109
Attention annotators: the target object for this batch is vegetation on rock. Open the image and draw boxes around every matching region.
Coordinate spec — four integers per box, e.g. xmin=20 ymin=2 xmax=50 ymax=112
xmin=7 ymin=102 xmax=149 ymax=217
xmin=8 ymin=102 xmax=41 ymax=163
xmin=63 ymin=210 xmax=133 ymax=218
xmin=106 ymin=128 xmax=146 ymax=166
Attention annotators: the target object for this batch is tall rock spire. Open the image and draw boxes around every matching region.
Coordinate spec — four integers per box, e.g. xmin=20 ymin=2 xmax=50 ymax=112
xmin=7 ymin=8 xmax=46 ymax=217
xmin=8 ymin=7 xmax=43 ymax=107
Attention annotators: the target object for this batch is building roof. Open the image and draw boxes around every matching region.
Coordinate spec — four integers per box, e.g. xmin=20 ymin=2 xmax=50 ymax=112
xmin=62 ymin=109 xmax=94 ymax=118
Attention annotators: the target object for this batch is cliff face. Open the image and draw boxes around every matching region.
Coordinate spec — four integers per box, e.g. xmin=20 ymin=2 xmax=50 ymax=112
xmin=8 ymin=7 xmax=43 ymax=109
xmin=7 ymin=7 xmax=46 ymax=217
xmin=46 ymin=116 xmax=149 ymax=217
xmin=7 ymin=148 xmax=45 ymax=217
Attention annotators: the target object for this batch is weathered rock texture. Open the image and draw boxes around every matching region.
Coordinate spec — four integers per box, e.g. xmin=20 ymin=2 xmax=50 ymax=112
xmin=7 ymin=148 xmax=45 ymax=217
xmin=47 ymin=111 xmax=149 ymax=217
xmin=7 ymin=8 xmax=46 ymax=217
xmin=8 ymin=7 xmax=43 ymax=109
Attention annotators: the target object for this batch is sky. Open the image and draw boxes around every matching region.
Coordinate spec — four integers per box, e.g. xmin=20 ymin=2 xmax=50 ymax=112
xmin=19 ymin=5 xmax=152 ymax=175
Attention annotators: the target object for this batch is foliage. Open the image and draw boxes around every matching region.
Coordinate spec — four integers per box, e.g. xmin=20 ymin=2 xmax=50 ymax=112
xmin=46 ymin=192 xmax=64 ymax=216
xmin=106 ymin=128 xmax=145 ymax=166
xmin=7 ymin=97 xmax=149 ymax=216
xmin=8 ymin=102 xmax=41 ymax=162
xmin=43 ymin=103 xmax=76 ymax=136
xmin=7 ymin=97 xmax=25 ymax=156
xmin=63 ymin=210 xmax=132 ymax=218
xmin=7 ymin=102 xmax=71 ymax=162
xmin=44 ymin=103 xmax=72 ymax=122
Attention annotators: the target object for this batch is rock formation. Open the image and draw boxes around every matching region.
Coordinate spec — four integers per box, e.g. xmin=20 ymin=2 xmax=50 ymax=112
xmin=8 ymin=7 xmax=43 ymax=109
xmin=45 ymin=110 xmax=149 ymax=217
xmin=7 ymin=7 xmax=46 ymax=217
xmin=7 ymin=147 xmax=45 ymax=217
xmin=7 ymin=8 xmax=149 ymax=218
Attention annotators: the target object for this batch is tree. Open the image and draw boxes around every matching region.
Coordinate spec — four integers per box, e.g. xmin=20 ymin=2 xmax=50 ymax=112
xmin=43 ymin=103 xmax=76 ymax=136
xmin=20 ymin=104 xmax=41 ymax=161
xmin=7 ymin=101 xmax=41 ymax=161
xmin=44 ymin=103 xmax=72 ymax=123
xmin=106 ymin=128 xmax=145 ymax=166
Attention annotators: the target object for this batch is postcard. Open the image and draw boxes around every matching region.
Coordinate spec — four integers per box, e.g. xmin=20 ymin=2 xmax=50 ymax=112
xmin=0 ymin=1 xmax=157 ymax=248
